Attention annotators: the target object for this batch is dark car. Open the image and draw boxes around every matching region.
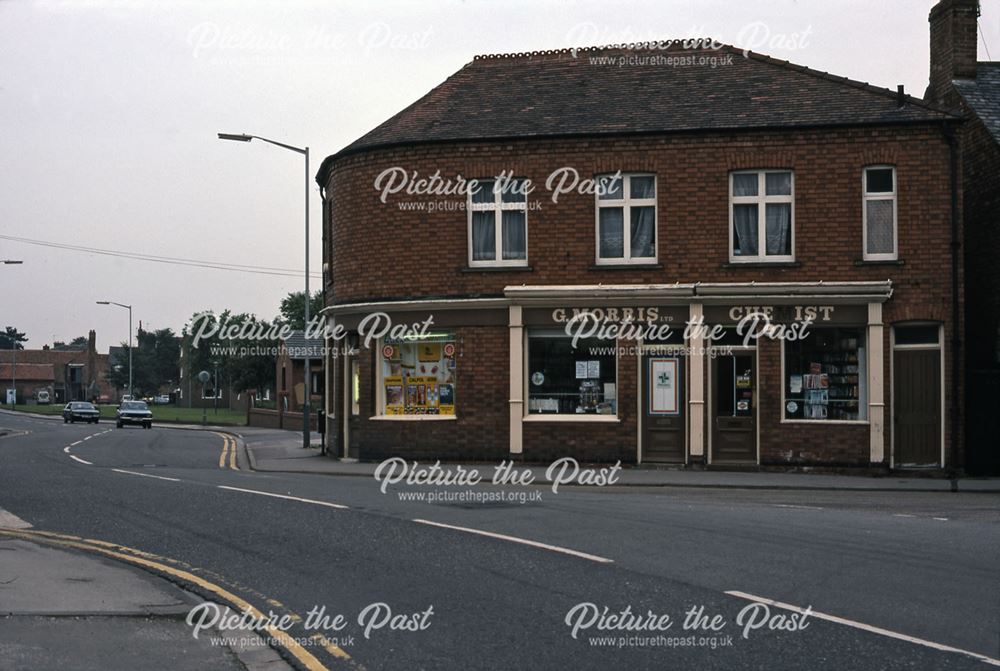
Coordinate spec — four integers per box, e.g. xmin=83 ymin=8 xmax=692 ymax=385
xmin=116 ymin=400 xmax=153 ymax=429
xmin=63 ymin=402 xmax=100 ymax=424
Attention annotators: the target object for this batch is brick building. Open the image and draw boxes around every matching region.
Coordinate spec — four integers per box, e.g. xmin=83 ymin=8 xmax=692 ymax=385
xmin=317 ymin=35 xmax=966 ymax=469
xmin=0 ymin=330 xmax=113 ymax=403
xmin=924 ymin=0 xmax=1000 ymax=473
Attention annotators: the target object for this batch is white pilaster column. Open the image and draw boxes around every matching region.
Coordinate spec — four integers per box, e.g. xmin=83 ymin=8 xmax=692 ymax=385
xmin=688 ymin=303 xmax=705 ymax=462
xmin=509 ymin=305 xmax=524 ymax=455
xmin=868 ymin=302 xmax=885 ymax=464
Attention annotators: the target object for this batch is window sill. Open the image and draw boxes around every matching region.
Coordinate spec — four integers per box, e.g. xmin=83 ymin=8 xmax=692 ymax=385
xmin=369 ymin=415 xmax=458 ymax=421
xmin=723 ymin=261 xmax=800 ymax=268
xmin=523 ymin=414 xmax=621 ymax=423
xmin=460 ymin=265 xmax=532 ymax=273
xmin=589 ymin=263 xmax=663 ymax=270
xmin=854 ymin=259 xmax=904 ymax=266
xmin=779 ymin=419 xmax=870 ymax=425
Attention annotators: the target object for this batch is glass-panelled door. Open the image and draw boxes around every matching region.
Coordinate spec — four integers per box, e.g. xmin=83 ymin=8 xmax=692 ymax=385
xmin=710 ymin=351 xmax=757 ymax=463
xmin=641 ymin=354 xmax=685 ymax=463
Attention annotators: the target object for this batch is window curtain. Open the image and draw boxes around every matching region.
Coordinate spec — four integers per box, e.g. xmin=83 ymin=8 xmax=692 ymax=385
xmin=630 ymin=176 xmax=655 ymax=199
xmin=733 ymin=204 xmax=758 ymax=256
xmin=599 ymin=208 xmax=624 ymax=258
xmin=502 ymin=211 xmax=526 ymax=260
xmin=866 ymin=200 xmax=894 ymax=254
xmin=732 ymin=173 xmax=758 ymax=197
xmin=630 ymin=206 xmax=655 ymax=258
xmin=765 ymin=203 xmax=791 ymax=255
xmin=765 ymin=172 xmax=792 ymax=196
xmin=472 ymin=211 xmax=495 ymax=260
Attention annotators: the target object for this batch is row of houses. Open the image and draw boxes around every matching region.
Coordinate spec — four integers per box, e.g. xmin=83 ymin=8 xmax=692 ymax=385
xmin=316 ymin=0 xmax=1000 ymax=472
xmin=0 ymin=331 xmax=114 ymax=404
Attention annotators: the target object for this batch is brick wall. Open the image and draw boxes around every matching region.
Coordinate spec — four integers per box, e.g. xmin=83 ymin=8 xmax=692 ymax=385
xmin=325 ymin=126 xmax=956 ymax=304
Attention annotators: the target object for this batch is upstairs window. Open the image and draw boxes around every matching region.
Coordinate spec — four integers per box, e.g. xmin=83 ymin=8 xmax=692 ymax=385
xmin=595 ymin=173 xmax=657 ymax=264
xmin=468 ymin=178 xmax=527 ymax=267
xmin=863 ymin=166 xmax=897 ymax=260
xmin=730 ymin=170 xmax=794 ymax=262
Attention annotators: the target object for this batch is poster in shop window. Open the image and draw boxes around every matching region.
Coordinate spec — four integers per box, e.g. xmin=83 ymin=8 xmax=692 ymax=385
xmin=649 ymin=357 xmax=679 ymax=415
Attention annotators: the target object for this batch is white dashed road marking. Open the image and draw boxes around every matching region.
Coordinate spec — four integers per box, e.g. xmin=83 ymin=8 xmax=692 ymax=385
xmin=725 ymin=590 xmax=1000 ymax=667
xmin=111 ymin=468 xmax=181 ymax=482
xmin=217 ymin=485 xmax=349 ymax=510
xmin=412 ymin=518 xmax=614 ymax=564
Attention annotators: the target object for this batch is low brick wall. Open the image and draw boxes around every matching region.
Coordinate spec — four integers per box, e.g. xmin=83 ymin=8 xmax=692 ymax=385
xmin=247 ymin=407 xmax=282 ymax=430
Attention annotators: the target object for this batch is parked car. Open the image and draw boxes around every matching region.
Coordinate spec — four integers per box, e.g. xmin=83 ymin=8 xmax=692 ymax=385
xmin=37 ymin=390 xmax=50 ymax=404
xmin=121 ymin=394 xmax=134 ymax=403
xmin=116 ymin=400 xmax=153 ymax=429
xmin=63 ymin=402 xmax=100 ymax=424
xmin=154 ymin=394 xmax=170 ymax=405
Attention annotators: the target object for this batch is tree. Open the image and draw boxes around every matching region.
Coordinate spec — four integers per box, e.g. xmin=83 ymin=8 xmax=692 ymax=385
xmin=182 ymin=311 xmax=277 ymax=396
xmin=53 ymin=336 xmax=88 ymax=350
xmin=106 ymin=328 xmax=180 ymax=396
xmin=278 ymin=291 xmax=323 ymax=331
xmin=0 ymin=326 xmax=27 ymax=350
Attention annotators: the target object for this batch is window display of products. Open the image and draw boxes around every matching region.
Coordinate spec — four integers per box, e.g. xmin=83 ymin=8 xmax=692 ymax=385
xmin=784 ymin=327 xmax=867 ymax=421
xmin=381 ymin=335 xmax=456 ymax=415
xmin=527 ymin=331 xmax=617 ymax=414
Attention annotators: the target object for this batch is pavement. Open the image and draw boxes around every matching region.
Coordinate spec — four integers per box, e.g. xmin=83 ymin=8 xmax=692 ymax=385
xmin=237 ymin=427 xmax=1000 ymax=492
xmin=0 ymin=533 xmax=291 ymax=671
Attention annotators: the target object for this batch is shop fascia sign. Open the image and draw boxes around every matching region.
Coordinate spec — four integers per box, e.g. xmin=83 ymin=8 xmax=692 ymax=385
xmin=726 ymin=305 xmax=836 ymax=323
xmin=551 ymin=307 xmax=668 ymax=324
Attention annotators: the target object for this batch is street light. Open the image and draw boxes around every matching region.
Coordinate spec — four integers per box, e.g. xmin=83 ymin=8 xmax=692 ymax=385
xmin=219 ymin=131 xmax=312 ymax=449
xmin=96 ymin=301 xmax=132 ymax=399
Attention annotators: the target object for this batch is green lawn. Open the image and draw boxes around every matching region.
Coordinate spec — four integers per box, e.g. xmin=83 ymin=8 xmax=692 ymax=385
xmin=7 ymin=403 xmax=246 ymax=426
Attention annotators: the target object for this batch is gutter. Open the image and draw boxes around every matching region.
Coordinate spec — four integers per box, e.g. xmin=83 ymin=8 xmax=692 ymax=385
xmin=943 ymin=122 xmax=963 ymax=489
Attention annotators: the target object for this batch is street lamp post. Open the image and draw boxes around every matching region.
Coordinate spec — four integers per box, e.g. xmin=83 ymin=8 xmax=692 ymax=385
xmin=218 ymin=132 xmax=311 ymax=449
xmin=96 ymin=301 xmax=132 ymax=399
xmin=3 ymin=262 xmax=21 ymax=407
xmin=9 ymin=346 xmax=15 ymax=409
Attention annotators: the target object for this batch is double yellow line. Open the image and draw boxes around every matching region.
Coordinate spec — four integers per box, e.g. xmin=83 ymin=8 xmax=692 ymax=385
xmin=215 ymin=432 xmax=239 ymax=470
xmin=0 ymin=527 xmax=349 ymax=669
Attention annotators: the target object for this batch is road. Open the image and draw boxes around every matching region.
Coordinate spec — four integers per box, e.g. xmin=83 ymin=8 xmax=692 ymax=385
xmin=1 ymin=411 xmax=998 ymax=670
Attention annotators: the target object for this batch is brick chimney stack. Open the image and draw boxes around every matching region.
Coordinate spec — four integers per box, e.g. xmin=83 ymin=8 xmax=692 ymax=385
xmin=927 ymin=0 xmax=980 ymax=106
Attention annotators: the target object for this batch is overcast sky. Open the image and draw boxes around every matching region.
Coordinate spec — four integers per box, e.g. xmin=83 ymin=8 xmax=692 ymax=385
xmin=1 ymin=0 xmax=996 ymax=349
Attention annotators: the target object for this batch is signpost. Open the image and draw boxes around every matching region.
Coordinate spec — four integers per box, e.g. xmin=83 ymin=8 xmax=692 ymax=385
xmin=198 ymin=370 xmax=210 ymax=426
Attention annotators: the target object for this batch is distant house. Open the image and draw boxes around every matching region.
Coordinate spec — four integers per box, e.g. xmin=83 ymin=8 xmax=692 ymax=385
xmin=276 ymin=331 xmax=324 ymax=412
xmin=0 ymin=330 xmax=113 ymax=403
xmin=0 ymin=363 xmax=55 ymax=403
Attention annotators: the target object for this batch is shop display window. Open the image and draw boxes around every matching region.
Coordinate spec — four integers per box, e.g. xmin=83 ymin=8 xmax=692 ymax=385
xmin=528 ymin=331 xmax=617 ymax=414
xmin=380 ymin=334 xmax=457 ymax=415
xmin=784 ymin=327 xmax=867 ymax=421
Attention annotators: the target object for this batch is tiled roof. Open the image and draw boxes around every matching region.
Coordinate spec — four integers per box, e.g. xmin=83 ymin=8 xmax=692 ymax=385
xmin=319 ymin=43 xmax=957 ymax=181
xmin=954 ymin=63 xmax=1000 ymax=143
xmin=0 ymin=363 xmax=54 ymax=381
xmin=282 ymin=331 xmax=324 ymax=359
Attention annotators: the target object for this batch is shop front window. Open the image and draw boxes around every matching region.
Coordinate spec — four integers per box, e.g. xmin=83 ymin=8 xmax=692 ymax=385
xmin=784 ymin=327 xmax=867 ymax=421
xmin=380 ymin=333 xmax=457 ymax=415
xmin=528 ymin=331 xmax=617 ymax=414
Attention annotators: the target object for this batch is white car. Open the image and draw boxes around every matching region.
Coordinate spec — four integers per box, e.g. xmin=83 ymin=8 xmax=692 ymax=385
xmin=154 ymin=394 xmax=170 ymax=404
